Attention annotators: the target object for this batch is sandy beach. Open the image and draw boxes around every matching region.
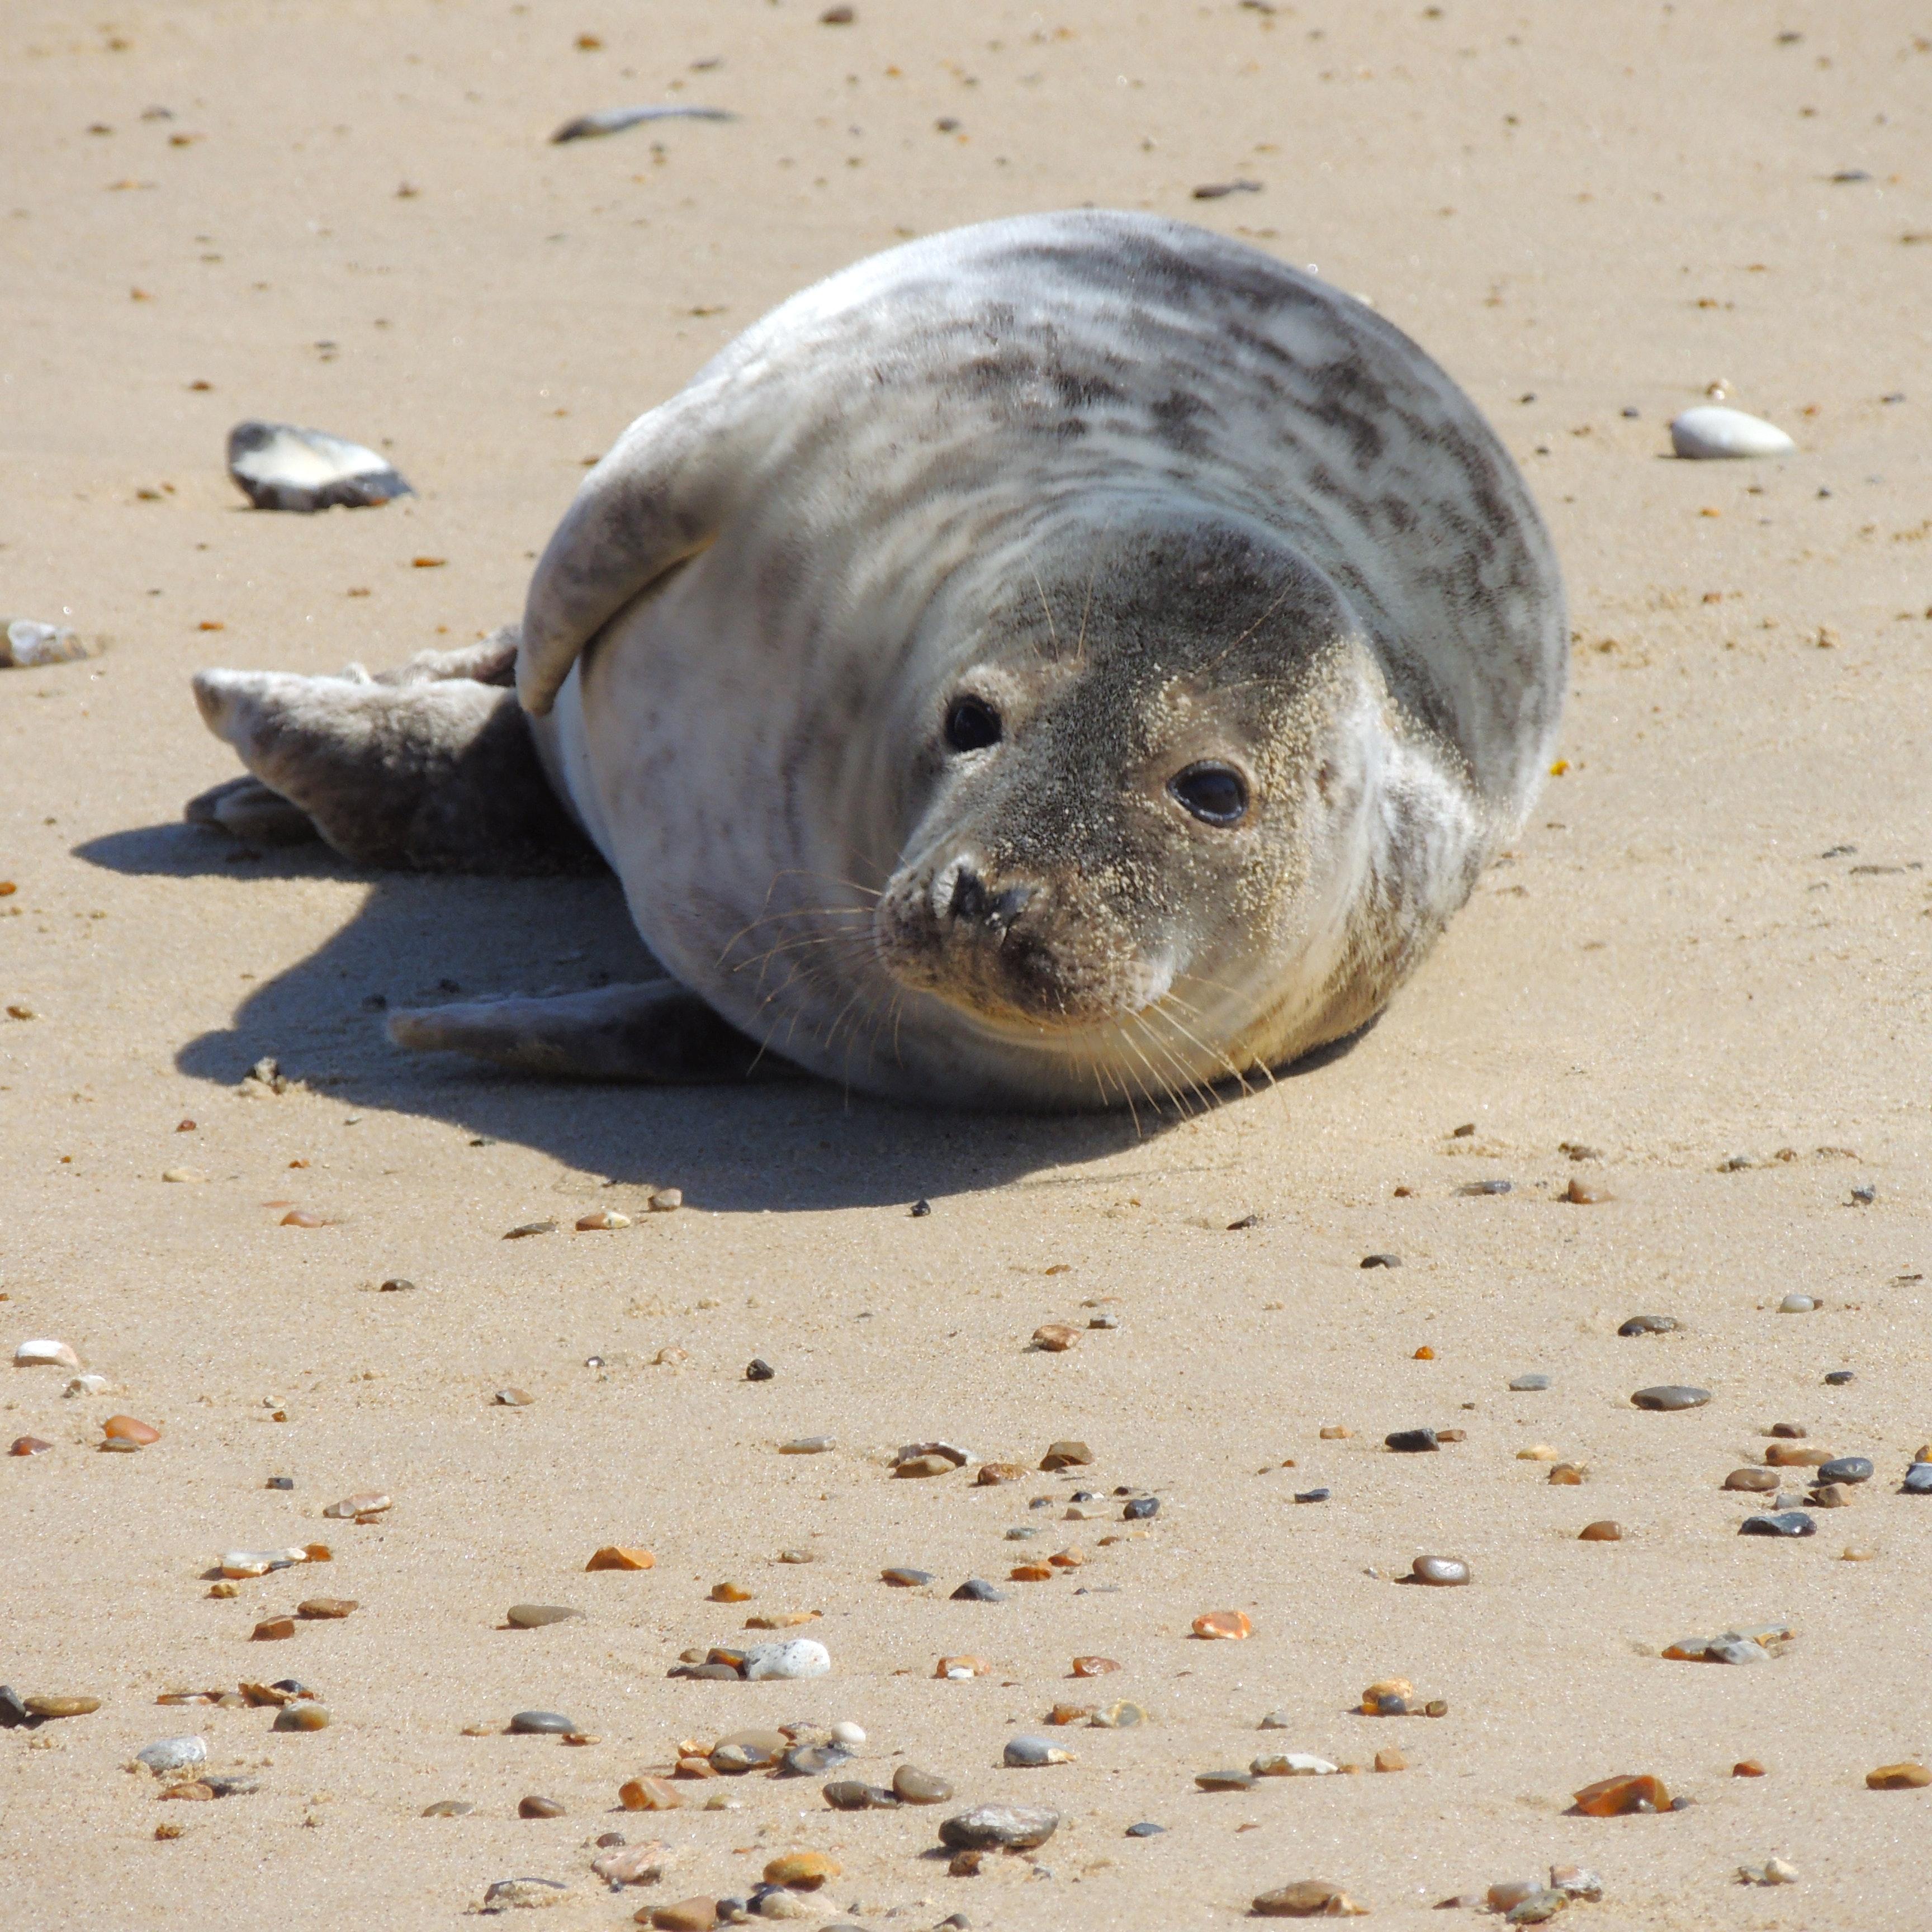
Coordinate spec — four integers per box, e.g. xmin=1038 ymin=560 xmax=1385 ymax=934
xmin=3 ymin=2 xmax=1930 ymax=1926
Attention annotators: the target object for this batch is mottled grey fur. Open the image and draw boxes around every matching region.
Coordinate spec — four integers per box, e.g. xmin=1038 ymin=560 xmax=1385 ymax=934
xmin=189 ymin=211 xmax=1565 ymax=1110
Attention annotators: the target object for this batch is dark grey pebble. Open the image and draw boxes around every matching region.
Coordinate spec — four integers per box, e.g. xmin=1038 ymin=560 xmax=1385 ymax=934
xmin=1227 ymin=1212 xmax=1263 ymax=1229
xmin=714 ymin=1901 xmax=750 ymax=1926
xmin=882 ymin=1566 xmax=934 ymax=1587
xmin=1386 ymin=1428 xmax=1439 ymax=1452
xmin=669 ymin=1662 xmax=742 ymax=1680
xmin=1070 ymin=1490 xmax=1097 ymax=1502
xmin=508 ymin=1710 xmax=577 ymax=1735
xmin=823 ymin=1779 xmax=899 ymax=1810
xmin=1824 ymin=1370 xmax=1857 ymax=1385
xmin=0 ymin=1687 xmax=32 ymax=1728
xmin=1123 ymin=1497 xmax=1159 ymax=1520
xmin=269 ymin=1679 xmax=307 ymax=1694
xmin=1458 ymin=1178 xmax=1512 ymax=1195
xmin=1126 ymin=1820 xmax=1167 ymax=1837
xmin=939 ymin=1803 xmax=1060 ymax=1849
xmin=1006 ymin=1526 xmax=1042 ymax=1540
xmin=951 ymin=1578 xmax=1010 ymax=1602
xmin=378 ymin=1277 xmax=414 ymax=1291
xmin=910 ymin=1198 xmax=932 ymax=1216
xmin=1739 ymin=1512 xmax=1816 ymax=1537
xmin=1618 ymin=1314 xmax=1679 ymax=1336
xmin=745 ymin=1358 xmax=775 ymax=1381
xmin=1850 ymin=1185 xmax=1876 ymax=1205
xmin=781 ymin=1742 xmax=851 ymax=1777
xmin=266 ymin=1475 xmax=295 ymax=1489
xmin=1819 ymin=1456 xmax=1873 ymax=1485
xmin=1360 ymin=1253 xmax=1401 ymax=1269
xmin=1901 ymin=1463 xmax=1932 ymax=1494
xmin=1294 ymin=1487 xmax=1331 ymax=1504
xmin=1632 ymin=1385 xmax=1711 ymax=1410
xmin=1509 ymin=1374 xmax=1551 ymax=1392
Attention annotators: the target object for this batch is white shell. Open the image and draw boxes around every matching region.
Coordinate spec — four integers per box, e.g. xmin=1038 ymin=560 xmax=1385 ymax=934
xmin=1252 ymin=1751 xmax=1339 ymax=1776
xmin=829 ymin=1720 xmax=866 ymax=1746
xmin=741 ymin=1637 xmax=831 ymax=1680
xmin=226 ymin=420 xmax=413 ymax=513
xmin=1669 ymin=406 xmax=1796 ymax=460
xmin=65 ymin=1373 xmax=111 ymax=1396
xmin=13 ymin=1338 xmax=80 ymax=1368
xmin=1 ymin=619 xmax=88 ymax=669
xmin=136 ymin=1736 xmax=207 ymax=1774
xmin=220 ymin=1546 xmax=312 ymax=1577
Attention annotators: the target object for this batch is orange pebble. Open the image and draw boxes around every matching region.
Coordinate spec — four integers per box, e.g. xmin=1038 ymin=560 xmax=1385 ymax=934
xmin=586 ymin=1546 xmax=655 ymax=1571
xmin=102 ymin=1415 xmax=160 ymax=1444
xmin=1733 ymin=1759 xmax=1767 ymax=1778
xmin=1010 ymin=1563 xmax=1054 ymax=1583
xmin=1071 ymin=1656 xmax=1121 ymax=1677
xmin=618 ymin=1777 xmax=684 ymax=1811
xmin=1571 ymin=1772 xmax=1669 ymax=1815
xmin=1413 ymin=1346 xmax=1435 ymax=1360
xmin=1192 ymin=1610 xmax=1252 ymax=1641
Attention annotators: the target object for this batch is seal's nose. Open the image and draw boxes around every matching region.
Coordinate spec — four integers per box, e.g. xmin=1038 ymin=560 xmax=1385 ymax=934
xmin=946 ymin=865 xmax=1034 ymax=935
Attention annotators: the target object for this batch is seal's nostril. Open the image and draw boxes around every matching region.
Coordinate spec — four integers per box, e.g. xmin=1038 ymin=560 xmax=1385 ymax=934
xmin=948 ymin=867 xmax=988 ymax=923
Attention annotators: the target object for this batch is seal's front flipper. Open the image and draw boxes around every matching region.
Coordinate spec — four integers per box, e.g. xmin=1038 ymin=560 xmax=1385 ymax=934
xmin=190 ymin=661 xmax=595 ymax=874
xmin=387 ymin=981 xmax=793 ymax=1083
xmin=184 ymin=774 xmax=322 ymax=847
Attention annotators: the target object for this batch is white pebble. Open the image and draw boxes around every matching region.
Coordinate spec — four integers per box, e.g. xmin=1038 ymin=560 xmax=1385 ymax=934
xmin=741 ymin=1638 xmax=830 ymax=1681
xmin=13 ymin=1338 xmax=80 ymax=1369
xmin=830 ymin=1720 xmax=866 ymax=1746
xmin=1777 ymin=1293 xmax=1816 ymax=1313
xmin=136 ymin=1736 xmax=207 ymax=1774
xmin=1669 ymin=405 xmax=1795 ymax=460
xmin=1764 ymin=1857 xmax=1799 ymax=1885
xmin=1252 ymin=1751 xmax=1339 ymax=1777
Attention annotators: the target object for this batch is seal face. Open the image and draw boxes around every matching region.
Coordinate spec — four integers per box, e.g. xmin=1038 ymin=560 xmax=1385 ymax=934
xmin=191 ymin=210 xmax=1566 ymax=1111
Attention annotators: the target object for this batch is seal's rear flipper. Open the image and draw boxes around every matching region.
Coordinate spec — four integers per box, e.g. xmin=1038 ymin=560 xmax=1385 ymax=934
xmin=190 ymin=645 xmax=595 ymax=874
xmin=389 ymin=981 xmax=793 ymax=1083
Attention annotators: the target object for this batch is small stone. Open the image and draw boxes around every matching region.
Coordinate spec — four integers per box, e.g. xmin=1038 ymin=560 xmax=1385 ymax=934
xmin=1411 ymin=1555 xmax=1469 ymax=1586
xmin=619 ymin=1777 xmax=684 ymax=1811
xmin=576 ymin=1209 xmax=631 ymax=1230
xmin=1091 ymin=1700 xmax=1145 ymax=1727
xmin=422 ymin=1798 xmax=474 ymax=1816
xmin=1778 ymin=1293 xmax=1816 ymax=1313
xmin=519 ymin=1794 xmax=566 ymax=1817
xmin=709 ymin=1581 xmax=754 ymax=1603
xmin=1631 ymin=1385 xmax=1710 ymax=1410
xmin=1518 ymin=1445 xmax=1560 ymax=1461
xmin=940 ymin=1804 xmax=1060 ymax=1850
xmin=1725 ymin=1468 xmax=1780 ymax=1491
xmin=1578 ymin=1521 xmax=1622 ymax=1541
xmin=1373 ymin=1748 xmax=1407 ymax=1772
xmin=102 ymin=1414 xmax=160 ymax=1443
xmin=1040 ymin=1440 xmax=1092 ymax=1470
xmin=1903 ymin=1464 xmax=1932 ymax=1495
xmin=1867 ymin=1762 xmax=1931 ymax=1789
xmin=1824 ymin=1369 xmax=1856 ymax=1385
xmin=323 ymin=1490 xmax=391 ymax=1518
xmin=1766 ymin=1441 xmax=1831 ymax=1465
xmin=1004 ymin=1735 xmax=1072 ymax=1767
xmin=951 ymin=1579 xmax=1009 ymax=1603
xmin=161 ymin=1167 xmax=207 ymax=1184
xmin=893 ymin=1765 xmax=953 ymax=1803
xmin=745 ymin=1358 xmax=775 ymax=1382
xmin=710 ymin=1731 xmax=787 ymax=1773
xmin=936 ymin=1655 xmax=992 ymax=1678
xmin=1192 ymin=1609 xmax=1252 ymax=1640
xmin=742 ymin=1638 xmax=830 ymax=1680
xmin=593 ymin=1842 xmax=671 ymax=1884
xmin=1425 ymin=1699 xmax=1450 ymax=1717
xmin=648 ymin=1187 xmax=683 ymax=1213
xmin=1071 ymin=1656 xmax=1120 ymax=1677
xmin=1505 ymin=1891 xmax=1569 ymax=1925
xmin=1195 ymin=1768 xmax=1256 ymax=1791
xmin=1252 ymin=1753 xmax=1337 ymax=1777
xmin=1563 ymin=1178 xmax=1611 ymax=1204
xmin=1319 ymin=1424 xmax=1352 ymax=1439
xmin=1361 ymin=1678 xmax=1412 ymax=1715
xmin=1509 ymin=1374 xmax=1551 ymax=1392
xmin=649 ymin=1899 xmax=719 ymax=1931
xmin=882 ymin=1566 xmax=933 ymax=1587
xmin=587 ymin=1546 xmax=655 ymax=1570
xmin=1032 ymin=1324 xmax=1078 ymax=1351
xmin=137 ymin=1737 xmax=209 ymax=1775
xmin=896 ymin=1453 xmax=954 ymax=1479
xmin=1571 ymin=1772 xmax=1669 ymax=1815
xmin=1294 ymin=1487 xmax=1331 ymax=1504
xmin=828 ymin=1720 xmax=864 ymax=1746
xmin=1252 ymin=1880 xmax=1365 ymax=1917
xmin=1089 ymin=1310 xmax=1120 ymax=1328
xmin=1734 ymin=1759 xmax=1767 ymax=1777
xmin=508 ymin=1604 xmax=584 ymax=1627
xmin=1809 ymin=1483 xmax=1853 ymax=1509
xmin=822 ymin=1779 xmax=896 ymax=1810
xmin=1458 ymin=1178 xmax=1511 ymax=1195
xmin=272 ymin=1704 xmax=330 ymax=1730
xmin=1669 ymin=405 xmax=1796 ymax=459
xmin=9 ymin=1437 xmax=53 ymax=1456
xmin=1548 ymin=1464 xmax=1585 ymax=1485
xmin=1739 ymin=1512 xmax=1815 ymax=1537
xmin=1763 ymin=1857 xmax=1800 ymax=1884
xmin=1011 ymin=1562 xmax=1055 ymax=1582
xmin=1617 ymin=1314 xmax=1678 ymax=1335
xmin=13 ymin=1338 xmax=80 ymax=1370
xmin=1770 ymin=1422 xmax=1807 ymax=1438
xmin=976 ymin=1462 xmax=1025 ymax=1485
xmin=252 ymin=1618 xmax=297 ymax=1641
xmin=480 ymin=1877 xmax=570 ymax=1912
xmin=65 ymin=1373 xmax=110 ymax=1396
xmin=509 ymin=1710 xmax=579 ymax=1735
xmin=1360 ymin=1253 xmax=1400 ymax=1268
xmin=1121 ymin=1494 xmax=1160 ymax=1520
xmin=1126 ymin=1820 xmax=1166 ymax=1836
xmin=1385 ymin=1428 xmax=1438 ymax=1452
xmin=495 ymin=1388 xmax=533 ymax=1407
xmin=778 ymin=1438 xmax=832 ymax=1456
xmin=778 ymin=1741 xmax=849 ymax=1775
xmin=23 ymin=1694 xmax=99 ymax=1719
xmin=1819 ymin=1456 xmax=1873 ymax=1485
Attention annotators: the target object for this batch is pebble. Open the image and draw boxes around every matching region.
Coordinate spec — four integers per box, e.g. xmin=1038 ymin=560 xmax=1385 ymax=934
xmin=1319 ymin=1425 xmax=1352 ymax=1439
xmin=576 ymin=1209 xmax=632 ymax=1231
xmin=1088 ymin=1310 xmax=1121 ymax=1329
xmin=1071 ymin=1655 xmax=1120 ymax=1677
xmin=514 ymin=1793 xmax=565 ymax=1821
xmin=1739 ymin=1511 xmax=1815 ymax=1537
xmin=503 ymin=1223 xmax=558 ymax=1241
xmin=481 ymin=1878 xmax=569 ymax=1912
xmin=1824 ymin=1369 xmax=1856 ymax=1386
xmin=1032 ymin=1323 xmax=1078 ymax=1351
xmin=951 ymin=1579 xmax=1009 ymax=1603
xmin=323 ymin=1490 xmax=391 ymax=1519
xmin=742 ymin=1639 xmax=830 ymax=1680
xmin=710 ymin=1581 xmax=754 ymax=1603
xmin=1818 ymin=1456 xmax=1873 ymax=1484
xmin=226 ymin=419 xmax=414 ymax=510
xmin=13 ymin=1338 xmax=80 ymax=1370
xmin=1563 ymin=1178 xmax=1612 ymax=1205
xmin=1 ymin=618 xmax=89 ymax=668
xmin=1547 ymin=1463 xmax=1586 ymax=1485
xmin=1617 ymin=1314 xmax=1679 ymax=1336
xmin=1902 ymin=1463 xmax=1932 ymax=1494
xmin=976 ymin=1462 xmax=1025 ymax=1484
xmin=495 ymin=1388 xmax=534 ymax=1407
xmin=1252 ymin=1752 xmax=1337 ymax=1777
xmin=1040 ymin=1439 xmax=1092 ymax=1470
xmin=1126 ymin=1820 xmax=1166 ymax=1837
xmin=939 ymin=1804 xmax=1060 ymax=1849
xmin=882 ymin=1566 xmax=934 ymax=1587
xmin=137 ymin=1737 xmax=208 ymax=1774
xmin=508 ymin=1604 xmax=583 ymax=1628
xmin=252 ymin=1617 xmax=298 ymax=1641
xmin=1195 ymin=1768 xmax=1257 ymax=1791
xmin=896 ymin=1453 xmax=956 ymax=1480
xmin=763 ymin=1851 xmax=840 ymax=1890
xmin=24 ymin=1695 xmax=100 ymax=1719
xmin=587 ymin=1546 xmax=655 ymax=1571
xmin=1192 ymin=1609 xmax=1252 ymax=1640
xmin=1385 ymin=1428 xmax=1439 ymax=1453
xmin=509 ymin=1710 xmax=579 ymax=1735
xmin=711 ymin=1731 xmax=787 ymax=1773
xmin=1734 ymin=1759 xmax=1768 ymax=1777
xmin=1458 ymin=1178 xmax=1512 ymax=1195
xmin=1631 ymin=1385 xmax=1710 ymax=1410
xmin=221 ymin=1546 xmax=314 ymax=1578
xmin=1808 ymin=1483 xmax=1853 ymax=1509
xmin=1867 ymin=1762 xmax=1931 ymax=1789
xmin=1509 ymin=1374 xmax=1551 ymax=1392
xmin=778 ymin=1741 xmax=849 ymax=1776
xmin=272 ymin=1704 xmax=330 ymax=1730
xmin=1777 ymin=1294 xmax=1816 ymax=1313
xmin=1411 ymin=1554 xmax=1470 ymax=1586
xmin=161 ymin=1167 xmax=207 ymax=1184
xmin=65 ymin=1372 xmax=110 ymax=1397
xmin=1504 ymin=1891 xmax=1568 ymax=1924
xmin=422 ymin=1798 xmax=475 ymax=1817
xmin=1579 ymin=1521 xmax=1622 ymax=1541
xmin=936 ymin=1655 xmax=992 ymax=1678
xmin=745 ymin=1358 xmax=775 ymax=1382
xmin=1004 ymin=1736 xmax=1073 ymax=1767
xmin=1669 ymin=405 xmax=1796 ymax=460
xmin=647 ymin=1187 xmax=682 ymax=1213
xmin=1725 ymin=1467 xmax=1780 ymax=1491
xmin=1092 ymin=1699 xmax=1146 ymax=1727
xmin=823 ymin=1780 xmax=897 ymax=1810
xmin=1571 ymin=1772 xmax=1669 ymax=1815
xmin=9 ymin=1436 xmax=53 ymax=1456
xmin=892 ymin=1765 xmax=953 ymax=1803
xmin=619 ymin=1777 xmax=684 ymax=1810
xmin=650 ymin=1899 xmax=718 ymax=1930
xmin=1360 ymin=1253 xmax=1400 ymax=1269
xmin=779 ymin=1438 xmax=834 ymax=1456
xmin=1122 ymin=1495 xmax=1159 ymax=1520
xmin=1294 ymin=1487 xmax=1331 ymax=1504
xmin=1361 ymin=1678 xmax=1412 ymax=1716
xmin=1252 ymin=1880 xmax=1366 ymax=1917
xmin=102 ymin=1414 xmax=161 ymax=1443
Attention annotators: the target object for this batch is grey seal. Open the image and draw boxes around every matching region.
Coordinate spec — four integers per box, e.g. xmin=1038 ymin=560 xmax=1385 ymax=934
xmin=190 ymin=209 xmax=1565 ymax=1110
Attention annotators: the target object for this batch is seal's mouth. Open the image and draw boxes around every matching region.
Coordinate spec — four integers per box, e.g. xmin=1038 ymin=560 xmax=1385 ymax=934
xmin=874 ymin=851 xmax=1176 ymax=1034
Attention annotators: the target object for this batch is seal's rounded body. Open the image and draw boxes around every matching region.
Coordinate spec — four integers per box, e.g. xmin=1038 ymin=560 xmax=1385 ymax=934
xmin=192 ymin=211 xmax=1564 ymax=1110
xmin=525 ymin=211 xmax=1564 ymax=1106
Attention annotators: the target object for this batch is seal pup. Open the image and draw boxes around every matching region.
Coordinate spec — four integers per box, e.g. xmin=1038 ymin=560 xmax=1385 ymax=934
xmin=191 ymin=209 xmax=1565 ymax=1110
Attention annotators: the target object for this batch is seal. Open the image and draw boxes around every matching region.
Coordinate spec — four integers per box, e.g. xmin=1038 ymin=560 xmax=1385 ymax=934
xmin=190 ymin=209 xmax=1565 ymax=1110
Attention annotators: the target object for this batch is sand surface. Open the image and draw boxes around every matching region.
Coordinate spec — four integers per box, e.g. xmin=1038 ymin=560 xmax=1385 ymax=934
xmin=3 ymin=2 xmax=1931 ymax=1927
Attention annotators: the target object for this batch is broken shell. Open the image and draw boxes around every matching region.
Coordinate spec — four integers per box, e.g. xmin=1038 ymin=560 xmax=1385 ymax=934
xmin=226 ymin=420 xmax=413 ymax=512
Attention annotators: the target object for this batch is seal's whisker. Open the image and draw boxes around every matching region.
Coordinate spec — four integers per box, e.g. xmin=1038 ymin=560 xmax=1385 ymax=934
xmin=1031 ymin=566 xmax=1060 ymax=663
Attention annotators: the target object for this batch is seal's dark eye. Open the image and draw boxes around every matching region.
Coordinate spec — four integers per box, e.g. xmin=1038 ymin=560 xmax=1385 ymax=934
xmin=944 ymin=695 xmax=1002 ymax=752
xmin=1169 ymin=762 xmax=1249 ymax=827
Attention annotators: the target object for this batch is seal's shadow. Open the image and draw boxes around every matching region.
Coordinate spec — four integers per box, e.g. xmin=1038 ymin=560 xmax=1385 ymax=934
xmin=78 ymin=822 xmax=1183 ymax=1211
